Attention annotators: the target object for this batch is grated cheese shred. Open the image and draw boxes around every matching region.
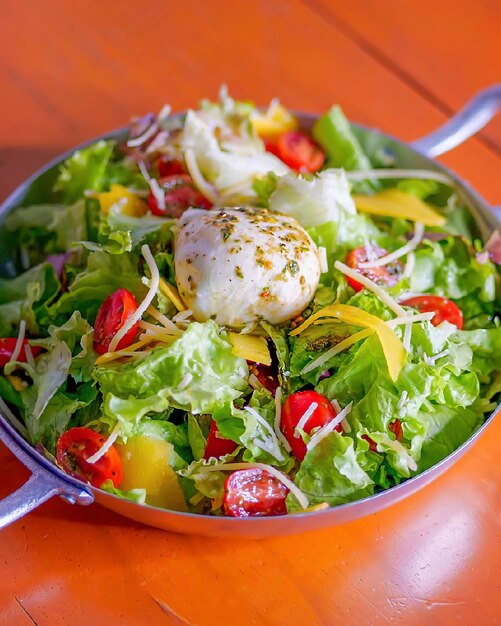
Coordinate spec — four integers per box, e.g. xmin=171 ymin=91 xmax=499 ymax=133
xmin=8 ymin=320 xmax=26 ymax=364
xmin=294 ymin=402 xmax=318 ymax=438
xmin=359 ymin=222 xmax=425 ymax=269
xmin=127 ymin=122 xmax=159 ymax=148
xmin=87 ymin=423 xmax=121 ymax=465
xmin=301 ymin=329 xmax=373 ymax=375
xmin=244 ymin=406 xmax=285 ymax=462
xmin=306 ymin=402 xmax=353 ymax=452
xmin=274 ymin=387 xmax=292 ymax=452
xmin=108 ymin=244 xmax=160 ymax=352
xmin=334 ymin=260 xmax=406 ymax=317
xmin=138 ymin=161 xmax=166 ymax=211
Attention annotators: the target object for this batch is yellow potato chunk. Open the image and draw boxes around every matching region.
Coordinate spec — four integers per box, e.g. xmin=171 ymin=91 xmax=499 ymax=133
xmin=117 ymin=434 xmax=188 ymax=511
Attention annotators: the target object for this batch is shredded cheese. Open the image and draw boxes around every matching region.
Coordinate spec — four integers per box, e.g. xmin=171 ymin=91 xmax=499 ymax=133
xmin=359 ymin=222 xmax=425 ymax=269
xmin=24 ymin=344 xmax=35 ymax=368
xmin=386 ymin=312 xmax=436 ymax=328
xmin=423 ymin=349 xmax=450 ymax=366
xmin=172 ymin=309 xmax=193 ymax=323
xmin=294 ymin=402 xmax=318 ymax=438
xmin=8 ymin=320 xmax=26 ymax=364
xmin=127 ymin=121 xmax=159 ymax=148
xmin=0 ymin=396 xmax=29 ymax=439
xmin=334 ymin=260 xmax=406 ymax=317
xmin=108 ymin=245 xmax=160 ymax=352
xmin=377 ymin=434 xmax=417 ymax=472
xmin=330 ymin=398 xmax=351 ymax=432
xmin=157 ymin=103 xmax=171 ymax=124
xmin=403 ymin=322 xmax=413 ymax=353
xmin=138 ymin=320 xmax=180 ymax=336
xmin=318 ymin=246 xmax=328 ymax=274
xmin=306 ymin=402 xmax=353 ymax=452
xmin=158 ymin=277 xmax=186 ymax=312
xmin=184 ymin=148 xmax=219 ymax=205
xmin=146 ymin=305 xmax=182 ymax=334
xmin=403 ymin=251 xmax=416 ymax=279
xmin=86 ymin=423 xmax=121 ymax=465
xmin=397 ymin=390 xmax=408 ymax=412
xmin=274 ymin=387 xmax=292 ymax=452
xmin=203 ymin=462 xmax=309 ymax=510
xmin=346 ymin=168 xmax=453 ymax=186
xmin=177 ymin=373 xmax=193 ymax=390
xmin=300 ymin=329 xmax=373 ymax=375
xmin=244 ymin=406 xmax=285 ymax=462
xmin=138 ymin=161 xmax=166 ymax=211
xmin=248 ymin=373 xmax=262 ymax=390
xmin=291 ymin=303 xmax=405 ymax=382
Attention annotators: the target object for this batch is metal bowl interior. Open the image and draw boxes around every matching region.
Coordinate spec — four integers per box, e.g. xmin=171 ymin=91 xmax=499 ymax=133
xmin=0 ymin=113 xmax=499 ymax=537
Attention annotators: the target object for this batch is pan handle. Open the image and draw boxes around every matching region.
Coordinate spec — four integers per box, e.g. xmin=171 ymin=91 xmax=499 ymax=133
xmin=0 ymin=421 xmax=93 ymax=529
xmin=412 ymin=84 xmax=501 ymax=157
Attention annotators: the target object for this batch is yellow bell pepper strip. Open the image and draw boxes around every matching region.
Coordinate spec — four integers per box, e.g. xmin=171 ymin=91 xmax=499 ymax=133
xmin=353 ymin=189 xmax=446 ymax=227
xmin=94 ymin=184 xmax=148 ymax=216
xmin=228 ymin=332 xmax=272 ymax=366
xmin=251 ymin=103 xmax=298 ymax=139
xmin=290 ymin=303 xmax=405 ymax=382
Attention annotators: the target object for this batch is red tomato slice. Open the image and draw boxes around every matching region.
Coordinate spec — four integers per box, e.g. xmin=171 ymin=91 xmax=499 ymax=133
xmin=345 ymin=245 xmax=404 ymax=292
xmin=148 ymin=174 xmax=212 ymax=217
xmin=56 ymin=427 xmax=123 ymax=488
xmin=0 ymin=338 xmax=42 ymax=367
xmin=93 ymin=288 xmax=139 ymax=355
xmin=223 ymin=468 xmax=288 ymax=517
xmin=268 ymin=131 xmax=325 ymax=173
xmin=203 ymin=420 xmax=238 ymax=460
xmin=400 ymin=295 xmax=464 ymax=329
xmin=157 ymin=156 xmax=185 ymax=178
xmin=281 ymin=390 xmax=339 ymax=461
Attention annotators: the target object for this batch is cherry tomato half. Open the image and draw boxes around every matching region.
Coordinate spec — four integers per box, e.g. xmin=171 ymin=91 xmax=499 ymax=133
xmin=157 ymin=156 xmax=185 ymax=178
xmin=148 ymin=174 xmax=212 ymax=217
xmin=281 ymin=390 xmax=339 ymax=461
xmin=203 ymin=420 xmax=238 ymax=460
xmin=0 ymin=338 xmax=42 ymax=367
xmin=223 ymin=468 xmax=288 ymax=517
xmin=56 ymin=427 xmax=123 ymax=488
xmin=345 ymin=245 xmax=404 ymax=292
xmin=400 ymin=295 xmax=464 ymax=329
xmin=267 ymin=131 xmax=325 ymax=173
xmin=93 ymin=288 xmax=139 ymax=355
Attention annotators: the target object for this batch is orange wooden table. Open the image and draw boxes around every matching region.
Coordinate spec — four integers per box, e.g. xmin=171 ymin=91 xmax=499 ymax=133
xmin=1 ymin=1 xmax=500 ymax=624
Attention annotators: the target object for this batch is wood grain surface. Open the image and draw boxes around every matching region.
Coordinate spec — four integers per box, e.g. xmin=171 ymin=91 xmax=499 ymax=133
xmin=0 ymin=1 xmax=500 ymax=624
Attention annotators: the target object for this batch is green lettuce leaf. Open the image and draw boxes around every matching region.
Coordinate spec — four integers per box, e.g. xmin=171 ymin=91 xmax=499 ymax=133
xmin=94 ymin=321 xmax=249 ymax=424
xmin=268 ymin=169 xmax=356 ymax=228
xmin=212 ymin=390 xmax=292 ymax=468
xmin=53 ymin=141 xmax=115 ymax=203
xmin=44 ymin=250 xmax=146 ymax=325
xmin=0 ymin=263 xmax=60 ymax=335
xmin=101 ymin=480 xmax=147 ymax=504
xmin=312 ymin=105 xmax=378 ymax=193
xmin=289 ymin=430 xmax=373 ymax=510
xmin=4 ymin=201 xmax=87 ymax=266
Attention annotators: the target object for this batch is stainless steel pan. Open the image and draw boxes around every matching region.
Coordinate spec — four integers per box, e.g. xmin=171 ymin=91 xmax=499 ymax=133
xmin=1 ymin=86 xmax=500 ymax=537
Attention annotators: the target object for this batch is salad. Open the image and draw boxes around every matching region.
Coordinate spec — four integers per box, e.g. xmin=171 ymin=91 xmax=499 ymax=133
xmin=1 ymin=88 xmax=500 ymax=518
